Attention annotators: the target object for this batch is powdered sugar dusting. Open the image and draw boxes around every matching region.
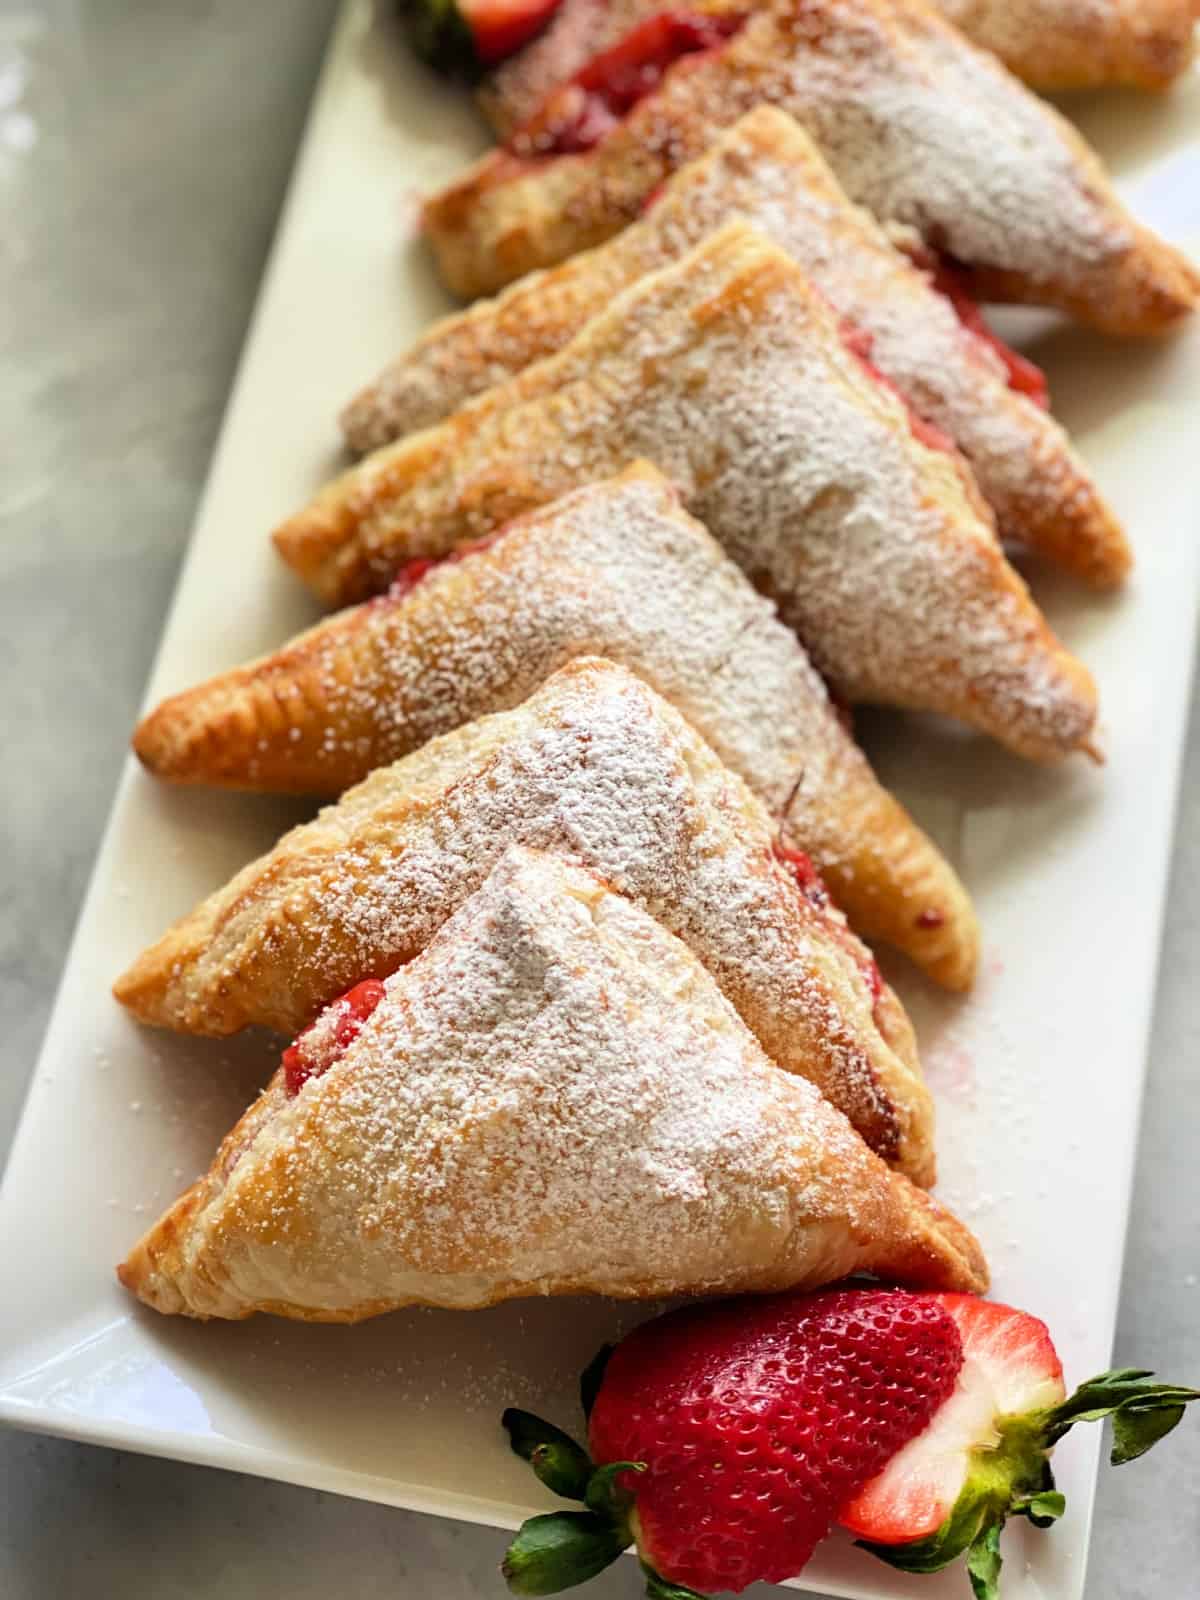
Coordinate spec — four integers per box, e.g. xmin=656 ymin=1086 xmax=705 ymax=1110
xmin=144 ymin=468 xmax=976 ymax=983
xmin=428 ymin=0 xmax=1166 ymax=322
xmin=346 ymin=106 xmax=1118 ymax=587
xmin=284 ymin=226 xmax=1096 ymax=761
xmin=483 ymin=0 xmax=1200 ymax=129
xmin=486 ymin=0 xmax=1198 ymax=124
xmin=482 ymin=0 xmax=656 ymax=136
xmin=131 ymin=659 xmax=934 ymax=1171
xmin=937 ymin=0 xmax=1197 ymax=89
xmin=129 ymin=851 xmax=979 ymax=1318
xmin=158 ymin=474 xmax=886 ymax=851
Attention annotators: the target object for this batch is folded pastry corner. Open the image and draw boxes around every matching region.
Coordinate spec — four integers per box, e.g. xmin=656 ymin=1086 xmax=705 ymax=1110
xmin=116 ymin=657 xmax=938 ymax=1182
xmin=136 ymin=466 xmax=978 ymax=990
xmin=277 ymin=223 xmax=1099 ymax=765
xmin=348 ymin=105 xmax=1129 ymax=589
xmin=118 ymin=848 xmax=988 ymax=1320
xmin=425 ymin=0 xmax=1199 ymax=334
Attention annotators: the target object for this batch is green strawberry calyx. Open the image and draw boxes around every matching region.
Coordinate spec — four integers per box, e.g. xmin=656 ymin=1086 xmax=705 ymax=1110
xmin=499 ymin=1404 xmax=701 ymax=1598
xmin=857 ymin=1368 xmax=1200 ymax=1600
xmin=397 ymin=0 xmax=480 ymax=79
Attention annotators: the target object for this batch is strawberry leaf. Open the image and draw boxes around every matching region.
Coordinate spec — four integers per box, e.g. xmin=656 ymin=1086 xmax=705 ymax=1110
xmin=1110 ymin=1402 xmax=1187 ymax=1465
xmin=580 ymin=1344 xmax=614 ymax=1421
xmin=503 ymin=1409 xmax=593 ymax=1501
xmin=397 ymin=0 xmax=481 ymax=78
xmin=502 ymin=1511 xmax=631 ymax=1595
xmin=532 ymin=1443 xmax=596 ymax=1501
xmin=965 ymin=1521 xmax=1003 ymax=1600
xmin=1012 ymin=1490 xmax=1065 ymax=1528
xmin=1041 ymin=1369 xmax=1200 ymax=1462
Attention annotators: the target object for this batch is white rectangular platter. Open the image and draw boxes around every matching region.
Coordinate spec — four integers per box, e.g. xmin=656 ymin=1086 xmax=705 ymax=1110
xmin=2 ymin=4 xmax=1198 ymax=1596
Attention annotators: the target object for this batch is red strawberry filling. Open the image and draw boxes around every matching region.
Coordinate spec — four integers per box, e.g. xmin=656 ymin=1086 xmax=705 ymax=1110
xmin=838 ymin=317 xmax=957 ymax=456
xmin=930 ymin=259 xmax=1049 ymax=409
xmin=509 ymin=12 xmax=747 ymax=157
xmin=281 ymin=978 xmax=387 ymax=1096
xmin=773 ymin=842 xmax=884 ymax=1007
xmin=379 ymin=532 xmax=506 ymax=607
xmin=773 ymin=841 xmax=828 ymax=908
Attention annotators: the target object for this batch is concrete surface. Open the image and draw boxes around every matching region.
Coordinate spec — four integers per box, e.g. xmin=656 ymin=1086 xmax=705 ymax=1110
xmin=1 ymin=3 xmax=1196 ymax=1596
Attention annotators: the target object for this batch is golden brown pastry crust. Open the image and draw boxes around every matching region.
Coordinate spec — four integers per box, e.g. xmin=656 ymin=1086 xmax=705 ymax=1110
xmin=118 ymin=851 xmax=988 ymax=1320
xmin=134 ymin=466 xmax=979 ymax=990
xmin=479 ymin=0 xmax=1198 ymax=132
xmin=937 ymin=0 xmax=1198 ymax=92
xmin=424 ymin=0 xmax=1200 ymax=332
xmin=348 ymin=107 xmax=1129 ymax=588
xmin=277 ymin=224 xmax=1099 ymax=765
xmin=116 ymin=659 xmax=938 ymax=1181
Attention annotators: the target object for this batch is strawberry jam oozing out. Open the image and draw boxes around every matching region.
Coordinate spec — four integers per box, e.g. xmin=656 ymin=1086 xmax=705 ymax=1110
xmin=931 ymin=260 xmax=1049 ymax=409
xmin=774 ymin=842 xmax=829 ymax=909
xmin=379 ymin=532 xmax=506 ymax=606
xmin=510 ymin=12 xmax=747 ymax=157
xmin=774 ymin=843 xmax=884 ymax=1006
xmin=282 ymin=979 xmax=387 ymax=1097
xmin=838 ymin=318 xmax=957 ymax=456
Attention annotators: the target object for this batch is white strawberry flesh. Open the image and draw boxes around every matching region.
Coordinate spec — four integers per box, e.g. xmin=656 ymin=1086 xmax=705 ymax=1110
xmin=840 ymin=1294 xmax=1066 ymax=1543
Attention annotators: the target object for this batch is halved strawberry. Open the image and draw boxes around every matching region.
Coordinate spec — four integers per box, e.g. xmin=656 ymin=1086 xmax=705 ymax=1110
xmin=842 ymin=1293 xmax=1200 ymax=1598
xmin=399 ymin=0 xmax=563 ymax=77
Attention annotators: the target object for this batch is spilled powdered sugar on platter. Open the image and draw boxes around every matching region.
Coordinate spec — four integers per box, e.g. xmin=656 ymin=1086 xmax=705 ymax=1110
xmin=0 ymin=6 xmax=1198 ymax=1600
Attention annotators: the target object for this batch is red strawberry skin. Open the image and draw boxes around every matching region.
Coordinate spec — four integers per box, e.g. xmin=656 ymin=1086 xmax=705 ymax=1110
xmin=587 ymin=1288 xmax=964 ymax=1594
xmin=840 ymin=1293 xmax=1066 ymax=1545
xmin=465 ymin=0 xmax=562 ymax=63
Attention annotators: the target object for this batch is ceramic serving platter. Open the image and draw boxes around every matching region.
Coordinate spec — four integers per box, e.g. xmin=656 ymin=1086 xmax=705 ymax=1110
xmin=2 ymin=4 xmax=1199 ymax=1595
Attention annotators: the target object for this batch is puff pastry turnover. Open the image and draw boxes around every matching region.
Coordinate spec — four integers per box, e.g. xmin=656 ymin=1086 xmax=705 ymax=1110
xmin=936 ymin=0 xmax=1199 ymax=92
xmin=118 ymin=849 xmax=989 ymax=1321
xmin=134 ymin=466 xmax=978 ymax=989
xmin=425 ymin=0 xmax=1200 ymax=332
xmin=278 ymin=224 xmax=1099 ymax=764
xmin=480 ymin=0 xmax=1200 ymax=132
xmin=116 ymin=659 xmax=938 ymax=1181
xmin=348 ymin=107 xmax=1129 ymax=589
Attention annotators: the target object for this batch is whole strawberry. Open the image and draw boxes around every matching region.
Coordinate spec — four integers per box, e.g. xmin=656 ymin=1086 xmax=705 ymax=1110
xmin=501 ymin=1287 xmax=964 ymax=1596
xmin=399 ymin=0 xmax=562 ymax=77
xmin=499 ymin=1287 xmax=1199 ymax=1599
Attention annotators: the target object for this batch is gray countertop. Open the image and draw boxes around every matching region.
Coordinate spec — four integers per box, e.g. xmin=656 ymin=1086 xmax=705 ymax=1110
xmin=1 ymin=3 xmax=1197 ymax=1596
